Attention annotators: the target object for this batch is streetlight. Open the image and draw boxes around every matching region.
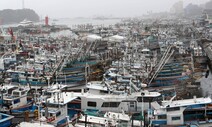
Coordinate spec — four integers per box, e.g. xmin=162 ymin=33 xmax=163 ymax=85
xmin=140 ymin=83 xmax=147 ymax=127
xmin=141 ymin=92 xmax=145 ymax=127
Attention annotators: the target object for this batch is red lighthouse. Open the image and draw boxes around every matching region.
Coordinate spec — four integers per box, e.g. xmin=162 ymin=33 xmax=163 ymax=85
xmin=45 ymin=16 xmax=49 ymax=26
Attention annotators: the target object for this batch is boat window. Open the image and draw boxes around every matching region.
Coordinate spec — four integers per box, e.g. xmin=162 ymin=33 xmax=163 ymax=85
xmin=13 ymin=99 xmax=20 ymax=104
xmin=102 ymin=102 xmax=120 ymax=107
xmin=2 ymin=89 xmax=7 ymax=94
xmin=42 ymin=112 xmax=45 ymax=117
xmin=100 ymin=90 xmax=108 ymax=94
xmin=50 ymin=113 xmax=54 ymax=117
xmin=24 ymin=74 xmax=31 ymax=77
xmin=122 ymin=77 xmax=130 ymax=80
xmin=87 ymin=101 xmax=97 ymax=107
xmin=44 ymin=92 xmax=52 ymax=96
xmin=158 ymin=115 xmax=167 ymax=119
xmin=32 ymin=79 xmax=38 ymax=81
xmin=47 ymin=103 xmax=59 ymax=108
xmin=12 ymin=91 xmax=20 ymax=97
xmin=21 ymin=91 xmax=26 ymax=95
xmin=137 ymin=97 xmax=153 ymax=102
xmin=56 ymin=111 xmax=61 ymax=117
xmin=172 ymin=116 xmax=181 ymax=121
xmin=167 ymin=107 xmax=180 ymax=112
xmin=130 ymin=102 xmax=134 ymax=107
xmin=4 ymin=100 xmax=12 ymax=105
xmin=42 ymin=112 xmax=48 ymax=116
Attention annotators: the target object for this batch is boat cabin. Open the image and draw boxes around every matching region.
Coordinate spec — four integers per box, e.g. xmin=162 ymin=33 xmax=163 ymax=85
xmin=2 ymin=88 xmax=28 ymax=110
xmin=41 ymin=91 xmax=77 ymax=126
xmin=151 ymin=96 xmax=212 ymax=126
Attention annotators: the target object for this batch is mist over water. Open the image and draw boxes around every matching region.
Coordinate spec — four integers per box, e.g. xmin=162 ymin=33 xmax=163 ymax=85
xmin=0 ymin=0 xmax=211 ymax=18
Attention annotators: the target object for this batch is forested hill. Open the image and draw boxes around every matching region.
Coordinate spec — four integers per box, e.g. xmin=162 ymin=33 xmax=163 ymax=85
xmin=0 ymin=9 xmax=39 ymax=24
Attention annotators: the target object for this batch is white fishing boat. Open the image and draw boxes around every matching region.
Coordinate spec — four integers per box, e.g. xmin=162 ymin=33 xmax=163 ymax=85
xmin=85 ymin=79 xmax=140 ymax=95
xmin=79 ymin=90 xmax=160 ymax=113
xmin=40 ymin=90 xmax=76 ymax=127
xmin=0 ymin=85 xmax=32 ymax=113
xmin=18 ymin=19 xmax=33 ymax=27
xmin=41 ymin=82 xmax=67 ymax=99
xmin=150 ymin=95 xmax=212 ymax=126
xmin=65 ymin=85 xmax=161 ymax=114
xmin=85 ymin=81 xmax=112 ymax=95
xmin=0 ymin=83 xmax=18 ymax=95
xmin=0 ymin=27 xmax=12 ymax=41
xmin=6 ymin=63 xmax=47 ymax=86
xmin=74 ymin=111 xmax=142 ymax=127
xmin=0 ymin=113 xmax=14 ymax=127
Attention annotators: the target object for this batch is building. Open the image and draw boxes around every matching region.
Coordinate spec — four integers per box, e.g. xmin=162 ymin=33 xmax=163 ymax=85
xmin=170 ymin=1 xmax=184 ymax=16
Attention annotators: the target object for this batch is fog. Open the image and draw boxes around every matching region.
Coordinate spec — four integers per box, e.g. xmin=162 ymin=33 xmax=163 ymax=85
xmin=0 ymin=0 xmax=210 ymax=18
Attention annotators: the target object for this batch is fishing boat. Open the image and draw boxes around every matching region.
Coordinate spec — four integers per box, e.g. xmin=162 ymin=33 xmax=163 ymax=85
xmin=0 ymin=84 xmax=18 ymax=95
xmin=0 ymin=113 xmax=14 ymax=127
xmin=58 ymin=59 xmax=98 ymax=84
xmin=149 ymin=62 xmax=190 ymax=87
xmin=41 ymin=83 xmax=67 ymax=99
xmin=0 ymin=27 xmax=12 ymax=41
xmin=6 ymin=64 xmax=47 ymax=86
xmin=0 ymin=85 xmax=35 ymax=114
xmin=0 ymin=83 xmax=17 ymax=105
xmin=73 ymin=111 xmax=142 ymax=127
xmin=150 ymin=95 xmax=212 ymax=126
xmin=85 ymin=78 xmax=141 ymax=95
xmin=103 ymin=67 xmax=141 ymax=85
xmin=18 ymin=19 xmax=33 ymax=27
xmin=66 ymin=86 xmax=161 ymax=115
xmin=40 ymin=90 xmax=78 ymax=127
xmin=79 ymin=91 xmax=160 ymax=113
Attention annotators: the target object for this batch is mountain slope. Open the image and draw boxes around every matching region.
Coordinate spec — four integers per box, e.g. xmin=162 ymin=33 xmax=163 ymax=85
xmin=0 ymin=9 xmax=39 ymax=24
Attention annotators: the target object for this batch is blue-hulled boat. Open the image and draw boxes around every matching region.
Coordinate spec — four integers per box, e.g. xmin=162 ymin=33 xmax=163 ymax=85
xmin=150 ymin=75 xmax=190 ymax=87
xmin=150 ymin=95 xmax=212 ymax=126
xmin=150 ymin=61 xmax=190 ymax=87
xmin=0 ymin=113 xmax=14 ymax=127
xmin=0 ymin=86 xmax=36 ymax=114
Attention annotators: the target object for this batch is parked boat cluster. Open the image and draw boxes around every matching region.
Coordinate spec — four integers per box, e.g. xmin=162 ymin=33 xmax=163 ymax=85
xmin=0 ymin=16 xmax=212 ymax=127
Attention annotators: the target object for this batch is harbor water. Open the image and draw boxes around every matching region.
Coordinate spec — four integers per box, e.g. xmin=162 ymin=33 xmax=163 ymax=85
xmin=52 ymin=18 xmax=121 ymax=28
xmin=2 ymin=18 xmax=121 ymax=28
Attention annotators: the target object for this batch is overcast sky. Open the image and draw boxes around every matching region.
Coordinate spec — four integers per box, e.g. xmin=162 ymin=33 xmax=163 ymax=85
xmin=0 ymin=0 xmax=210 ymax=18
